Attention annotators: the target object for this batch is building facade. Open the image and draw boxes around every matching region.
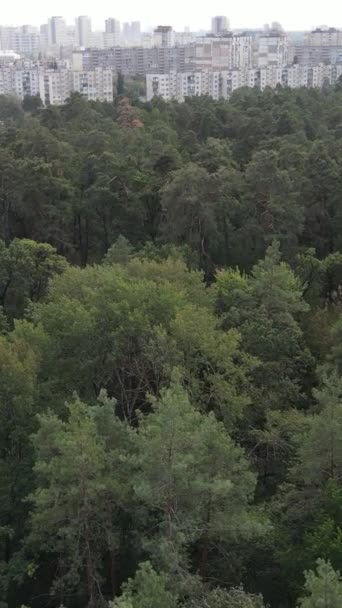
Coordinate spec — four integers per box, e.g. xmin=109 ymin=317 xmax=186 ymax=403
xmin=75 ymin=16 xmax=92 ymax=48
xmin=48 ymin=16 xmax=67 ymax=47
xmin=211 ymin=16 xmax=230 ymax=36
xmin=0 ymin=65 xmax=113 ymax=104
xmin=153 ymin=26 xmax=174 ymax=48
xmin=72 ymin=45 xmax=195 ymax=74
xmin=257 ymin=32 xmax=288 ymax=67
xmin=72 ymin=67 xmax=113 ymax=101
xmin=146 ymin=63 xmax=342 ymax=102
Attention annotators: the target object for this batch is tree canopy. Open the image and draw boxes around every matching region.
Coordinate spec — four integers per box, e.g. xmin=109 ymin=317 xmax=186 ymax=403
xmin=1 ymin=86 xmax=342 ymax=608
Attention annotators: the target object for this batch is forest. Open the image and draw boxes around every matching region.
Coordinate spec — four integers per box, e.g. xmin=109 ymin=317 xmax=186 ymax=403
xmin=2 ymin=82 xmax=342 ymax=607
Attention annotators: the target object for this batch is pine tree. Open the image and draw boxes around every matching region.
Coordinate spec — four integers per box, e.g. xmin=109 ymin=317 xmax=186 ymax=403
xmin=298 ymin=559 xmax=342 ymax=608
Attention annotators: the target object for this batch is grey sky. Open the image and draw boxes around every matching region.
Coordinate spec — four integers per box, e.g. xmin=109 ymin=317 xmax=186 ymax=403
xmin=2 ymin=0 xmax=342 ymax=31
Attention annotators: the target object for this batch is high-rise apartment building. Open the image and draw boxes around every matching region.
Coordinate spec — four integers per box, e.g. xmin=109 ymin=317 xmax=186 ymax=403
xmin=104 ymin=18 xmax=121 ymax=47
xmin=48 ymin=16 xmax=67 ymax=47
xmin=75 ymin=16 xmax=92 ymax=48
xmin=0 ymin=27 xmax=12 ymax=51
xmin=193 ymin=35 xmax=253 ymax=71
xmin=105 ymin=18 xmax=121 ymax=36
xmin=153 ymin=26 xmax=174 ymax=48
xmin=66 ymin=26 xmax=77 ymax=48
xmin=130 ymin=22 xmax=141 ymax=45
xmin=305 ymin=27 xmax=342 ymax=46
xmin=91 ymin=32 xmax=105 ymax=48
xmin=0 ymin=25 xmax=40 ymax=56
xmin=290 ymin=27 xmax=342 ymax=66
xmin=123 ymin=22 xmax=141 ymax=46
xmin=40 ymin=24 xmax=49 ymax=50
xmin=257 ymin=31 xmax=288 ymax=67
xmin=211 ymin=16 xmax=230 ymax=36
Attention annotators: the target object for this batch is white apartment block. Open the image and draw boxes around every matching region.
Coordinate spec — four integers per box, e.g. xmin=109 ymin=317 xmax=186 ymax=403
xmin=105 ymin=18 xmax=121 ymax=38
xmin=0 ymin=68 xmax=16 ymax=95
xmin=0 ymin=26 xmax=40 ymax=56
xmin=259 ymin=67 xmax=283 ymax=89
xmin=174 ymin=31 xmax=197 ymax=46
xmin=91 ymin=32 xmax=105 ymax=49
xmin=0 ymin=68 xmax=45 ymax=98
xmin=72 ymin=68 xmax=113 ymax=101
xmin=304 ymin=28 xmax=342 ymax=47
xmin=257 ymin=33 xmax=288 ymax=67
xmin=153 ymin=26 xmax=174 ymax=48
xmin=14 ymin=69 xmax=45 ymax=98
xmin=75 ymin=16 xmax=92 ymax=48
xmin=47 ymin=17 xmax=67 ymax=47
xmin=44 ymin=69 xmax=72 ymax=104
xmin=103 ymin=33 xmax=119 ymax=48
xmin=211 ymin=16 xmax=230 ymax=36
xmin=284 ymin=64 xmax=342 ymax=88
xmin=0 ymin=66 xmax=113 ymax=104
xmin=146 ymin=63 xmax=342 ymax=102
xmin=147 ymin=69 xmax=259 ymax=102
xmin=193 ymin=35 xmax=253 ymax=71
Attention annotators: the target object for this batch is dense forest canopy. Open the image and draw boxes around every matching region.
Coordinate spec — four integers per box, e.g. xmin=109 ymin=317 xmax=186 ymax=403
xmin=2 ymin=84 xmax=342 ymax=607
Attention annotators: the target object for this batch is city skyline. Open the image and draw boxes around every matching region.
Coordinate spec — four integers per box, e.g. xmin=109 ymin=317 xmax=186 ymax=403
xmin=1 ymin=1 xmax=342 ymax=32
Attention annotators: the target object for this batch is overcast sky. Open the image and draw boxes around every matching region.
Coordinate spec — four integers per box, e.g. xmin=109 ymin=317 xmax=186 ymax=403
xmin=1 ymin=0 xmax=342 ymax=31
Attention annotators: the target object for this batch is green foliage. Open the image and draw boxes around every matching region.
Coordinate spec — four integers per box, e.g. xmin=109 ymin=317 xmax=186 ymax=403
xmin=24 ymin=259 xmax=251 ymax=423
xmin=0 ymin=95 xmax=23 ymax=121
xmin=116 ymin=72 xmax=126 ymax=97
xmin=28 ymin=393 xmax=134 ymax=605
xmin=1 ymin=86 xmax=342 ymax=608
xmin=0 ymin=333 xmax=38 ymax=601
xmin=112 ymin=562 xmax=177 ymax=608
xmin=186 ymin=586 xmax=265 ymax=608
xmin=298 ymin=559 xmax=342 ymax=608
xmin=104 ymin=235 xmax=134 ymax=265
xmin=133 ymin=381 xmax=264 ymax=579
xmin=216 ymin=242 xmax=314 ymax=426
xmin=273 ymin=371 xmax=342 ymax=601
xmin=297 ymin=370 xmax=342 ymax=484
xmin=0 ymin=238 xmax=68 ymax=323
xmin=22 ymin=95 xmax=43 ymax=114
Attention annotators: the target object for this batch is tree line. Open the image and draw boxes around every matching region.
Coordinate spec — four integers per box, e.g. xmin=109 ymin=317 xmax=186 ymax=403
xmin=2 ymin=84 xmax=342 ymax=607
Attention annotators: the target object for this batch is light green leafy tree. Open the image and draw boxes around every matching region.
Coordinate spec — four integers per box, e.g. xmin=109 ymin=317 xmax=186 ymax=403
xmin=298 ymin=559 xmax=342 ymax=608
xmin=111 ymin=562 xmax=177 ymax=608
xmin=186 ymin=585 xmax=265 ymax=608
xmin=20 ymin=259 xmax=251 ymax=424
xmin=298 ymin=370 xmax=342 ymax=485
